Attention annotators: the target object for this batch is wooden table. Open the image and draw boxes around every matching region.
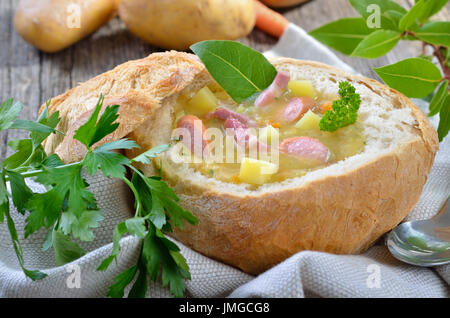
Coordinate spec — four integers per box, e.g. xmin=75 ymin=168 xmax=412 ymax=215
xmin=0 ymin=0 xmax=448 ymax=160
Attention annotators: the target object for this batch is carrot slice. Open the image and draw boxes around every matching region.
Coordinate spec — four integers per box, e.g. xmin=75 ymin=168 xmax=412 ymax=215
xmin=319 ymin=101 xmax=333 ymax=114
xmin=254 ymin=0 xmax=289 ymax=38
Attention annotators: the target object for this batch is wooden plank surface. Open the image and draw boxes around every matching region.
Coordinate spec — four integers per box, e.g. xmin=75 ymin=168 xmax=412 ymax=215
xmin=0 ymin=0 xmax=449 ymax=160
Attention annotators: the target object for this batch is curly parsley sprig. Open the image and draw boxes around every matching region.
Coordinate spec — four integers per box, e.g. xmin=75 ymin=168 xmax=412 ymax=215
xmin=319 ymin=81 xmax=361 ymax=132
xmin=0 ymin=95 xmax=197 ymax=297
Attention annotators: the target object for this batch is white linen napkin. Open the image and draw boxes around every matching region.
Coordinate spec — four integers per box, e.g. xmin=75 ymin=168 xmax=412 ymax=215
xmin=0 ymin=24 xmax=449 ymax=298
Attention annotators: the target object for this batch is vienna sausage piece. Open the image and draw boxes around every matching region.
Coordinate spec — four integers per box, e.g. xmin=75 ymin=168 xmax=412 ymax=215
xmin=210 ymin=107 xmax=252 ymax=124
xmin=279 ymin=136 xmax=330 ymax=163
xmin=282 ymin=97 xmax=315 ymax=122
xmin=176 ymin=115 xmax=209 ymax=156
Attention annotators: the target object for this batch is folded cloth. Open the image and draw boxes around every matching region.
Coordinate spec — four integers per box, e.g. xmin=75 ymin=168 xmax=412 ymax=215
xmin=0 ymin=24 xmax=449 ymax=298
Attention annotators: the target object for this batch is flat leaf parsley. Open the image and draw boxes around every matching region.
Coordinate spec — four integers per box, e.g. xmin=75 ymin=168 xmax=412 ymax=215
xmin=0 ymin=95 xmax=197 ymax=297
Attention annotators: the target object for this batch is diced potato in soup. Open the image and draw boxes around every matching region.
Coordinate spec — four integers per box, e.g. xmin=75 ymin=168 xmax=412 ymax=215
xmin=172 ymin=72 xmax=365 ymax=186
xmin=187 ymin=87 xmax=218 ymax=116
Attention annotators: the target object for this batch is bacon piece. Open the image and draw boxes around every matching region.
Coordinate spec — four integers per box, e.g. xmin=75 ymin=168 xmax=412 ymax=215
xmin=176 ymin=115 xmax=209 ymax=156
xmin=224 ymin=118 xmax=267 ymax=151
xmin=254 ymin=89 xmax=275 ymax=108
xmin=273 ymin=70 xmax=290 ymax=89
xmin=210 ymin=107 xmax=251 ymax=124
xmin=282 ymin=97 xmax=315 ymax=122
xmin=279 ymin=136 xmax=330 ymax=163
xmin=255 ymin=71 xmax=291 ymax=107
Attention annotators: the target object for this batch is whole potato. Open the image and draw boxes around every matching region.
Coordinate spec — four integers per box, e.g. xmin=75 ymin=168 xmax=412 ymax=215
xmin=261 ymin=0 xmax=308 ymax=7
xmin=118 ymin=0 xmax=256 ymax=50
xmin=14 ymin=0 xmax=118 ymax=53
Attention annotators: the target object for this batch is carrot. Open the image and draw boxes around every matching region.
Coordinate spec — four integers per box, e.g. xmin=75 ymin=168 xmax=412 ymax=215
xmin=319 ymin=101 xmax=333 ymax=114
xmin=271 ymin=122 xmax=281 ymax=128
xmin=253 ymin=0 xmax=289 ymax=38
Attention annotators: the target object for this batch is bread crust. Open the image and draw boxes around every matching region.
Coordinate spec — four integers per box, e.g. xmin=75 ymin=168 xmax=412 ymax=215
xmin=42 ymin=52 xmax=439 ymax=275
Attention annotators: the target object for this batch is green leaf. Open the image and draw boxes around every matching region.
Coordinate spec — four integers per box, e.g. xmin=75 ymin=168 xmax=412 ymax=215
xmin=73 ymin=95 xmax=103 ymax=147
xmin=9 ymin=119 xmax=57 ymax=134
xmin=133 ymin=174 xmax=198 ymax=230
xmin=52 ymin=229 xmax=86 ymax=266
xmin=0 ymin=202 xmax=6 ymax=224
xmin=41 ymin=154 xmax=64 ymax=168
xmin=398 ymin=0 xmax=446 ymax=30
xmin=132 ymin=144 xmax=171 ymax=164
xmin=399 ymin=0 xmax=424 ymax=30
xmin=309 ymin=18 xmax=375 ymax=55
xmin=5 ymin=170 xmax=33 ymax=214
xmin=125 ymin=217 xmax=147 ymax=239
xmin=0 ymin=173 xmax=8 ymax=206
xmin=95 ymin=139 xmax=139 ymax=152
xmin=34 ymin=164 xmax=93 ymax=217
xmin=352 ymin=30 xmax=401 ymax=58
xmin=91 ymin=105 xmax=120 ymax=146
xmin=41 ymin=229 xmax=53 ymax=252
xmin=97 ymin=221 xmax=128 ymax=271
xmin=149 ymin=194 xmax=167 ymax=229
xmin=107 ymin=264 xmax=138 ymax=298
xmin=416 ymin=22 xmax=450 ymax=47
xmin=128 ymin=261 xmax=148 ymax=298
xmin=30 ymin=106 xmax=60 ymax=148
xmin=349 ymin=0 xmax=407 ymax=30
xmin=2 ymin=140 xmax=32 ymax=169
xmin=163 ymin=198 xmax=198 ymax=230
xmin=141 ymin=227 xmax=187 ymax=297
xmin=25 ymin=164 xmax=94 ymax=237
xmin=3 ymin=201 xmax=47 ymax=280
xmin=73 ymin=95 xmax=120 ymax=148
xmin=84 ymin=149 xmax=129 ymax=179
xmin=417 ymin=0 xmax=449 ymax=23
xmin=25 ymin=188 xmax=65 ymax=237
xmin=382 ymin=10 xmax=406 ymax=30
xmin=425 ymin=0 xmax=449 ymax=19
xmin=190 ymin=40 xmax=277 ymax=103
xmin=320 ymin=81 xmax=361 ymax=132
xmin=131 ymin=172 xmax=166 ymax=229
xmin=83 ymin=139 xmax=137 ymax=179
xmin=429 ymin=80 xmax=449 ymax=116
xmin=2 ymin=139 xmax=47 ymax=170
xmin=437 ymin=95 xmax=450 ymax=141
xmin=0 ymin=99 xmax=22 ymax=131
xmin=60 ymin=209 xmax=104 ymax=242
xmin=169 ymin=250 xmax=190 ymax=279
xmin=374 ymin=58 xmax=442 ymax=98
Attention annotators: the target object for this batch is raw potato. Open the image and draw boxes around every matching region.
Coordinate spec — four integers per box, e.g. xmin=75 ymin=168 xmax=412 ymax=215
xmin=261 ymin=0 xmax=308 ymax=7
xmin=118 ymin=0 xmax=256 ymax=50
xmin=14 ymin=0 xmax=118 ymax=53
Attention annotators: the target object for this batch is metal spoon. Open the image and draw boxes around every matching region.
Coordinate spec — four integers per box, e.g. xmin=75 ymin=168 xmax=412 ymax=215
xmin=387 ymin=200 xmax=450 ymax=267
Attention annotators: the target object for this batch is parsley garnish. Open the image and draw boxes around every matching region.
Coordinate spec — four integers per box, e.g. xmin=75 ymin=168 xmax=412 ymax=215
xmin=319 ymin=81 xmax=361 ymax=132
xmin=0 ymin=95 xmax=197 ymax=297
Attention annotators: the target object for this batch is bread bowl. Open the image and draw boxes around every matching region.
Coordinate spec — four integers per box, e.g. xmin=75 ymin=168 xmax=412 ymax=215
xmin=40 ymin=51 xmax=438 ymax=275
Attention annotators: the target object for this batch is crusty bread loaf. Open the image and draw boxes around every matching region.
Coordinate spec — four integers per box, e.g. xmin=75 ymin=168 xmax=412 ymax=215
xmin=41 ymin=52 xmax=438 ymax=275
